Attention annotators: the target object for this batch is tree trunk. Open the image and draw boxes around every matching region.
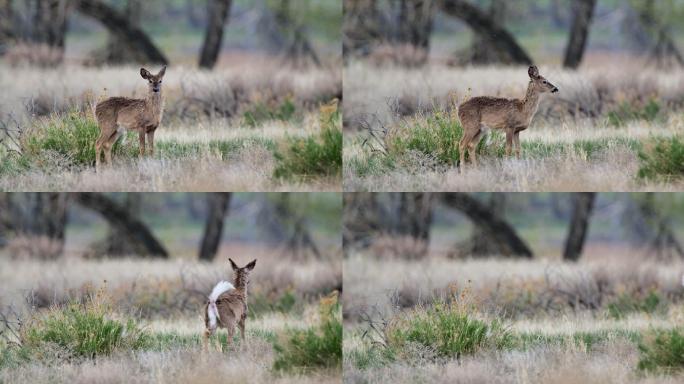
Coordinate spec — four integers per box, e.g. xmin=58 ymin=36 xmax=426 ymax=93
xmin=198 ymin=192 xmax=231 ymax=262
xmin=442 ymin=193 xmax=533 ymax=258
xmin=440 ymin=0 xmax=533 ymax=65
xmin=395 ymin=192 xmax=433 ymax=256
xmin=343 ymin=192 xmax=381 ymax=252
xmin=75 ymin=0 xmax=168 ymax=64
xmin=0 ymin=0 xmax=15 ymax=53
xmin=89 ymin=194 xmax=144 ymax=257
xmin=198 ymin=0 xmax=231 ymax=69
xmin=74 ymin=193 xmax=168 ymax=258
xmin=636 ymin=193 xmax=684 ymax=260
xmin=343 ymin=0 xmax=382 ymax=60
xmin=563 ymin=0 xmax=596 ymax=69
xmin=562 ymin=192 xmax=596 ymax=261
xmin=277 ymin=0 xmax=321 ymax=68
xmin=469 ymin=0 xmax=509 ymax=64
xmin=397 ymin=0 xmax=435 ymax=53
xmin=105 ymin=0 xmax=144 ymax=64
xmin=464 ymin=193 xmax=507 ymax=256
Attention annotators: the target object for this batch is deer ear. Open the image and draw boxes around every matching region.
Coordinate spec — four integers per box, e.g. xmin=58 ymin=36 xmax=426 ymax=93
xmin=528 ymin=65 xmax=539 ymax=78
xmin=245 ymin=259 xmax=256 ymax=271
xmin=229 ymin=258 xmax=239 ymax=270
xmin=157 ymin=65 xmax=166 ymax=78
xmin=140 ymin=68 xmax=151 ymax=79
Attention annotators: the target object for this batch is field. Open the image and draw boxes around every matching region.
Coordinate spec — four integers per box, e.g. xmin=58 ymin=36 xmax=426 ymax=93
xmin=0 ymin=248 xmax=342 ymax=383
xmin=343 ymin=250 xmax=684 ymax=384
xmin=343 ymin=61 xmax=684 ymax=191
xmin=0 ymin=60 xmax=342 ymax=191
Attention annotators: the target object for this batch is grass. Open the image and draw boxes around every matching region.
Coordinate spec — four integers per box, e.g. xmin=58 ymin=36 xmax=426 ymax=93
xmin=273 ymin=292 xmax=342 ymax=372
xmin=638 ymin=328 xmax=684 ymax=374
xmin=638 ymin=136 xmax=684 ymax=181
xmin=607 ymin=291 xmax=665 ymax=320
xmin=274 ymin=110 xmax=342 ymax=180
xmin=243 ymin=96 xmax=298 ymax=128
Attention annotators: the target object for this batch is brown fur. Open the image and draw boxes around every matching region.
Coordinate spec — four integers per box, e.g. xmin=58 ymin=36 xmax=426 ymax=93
xmin=94 ymin=66 xmax=166 ymax=171
xmin=457 ymin=65 xmax=558 ymax=168
xmin=203 ymin=258 xmax=257 ymax=351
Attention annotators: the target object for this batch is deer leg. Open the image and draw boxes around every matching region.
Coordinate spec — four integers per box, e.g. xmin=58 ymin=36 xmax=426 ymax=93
xmin=238 ymin=316 xmax=246 ymax=345
xmin=203 ymin=328 xmax=213 ymax=352
xmin=104 ymin=140 xmax=114 ymax=166
xmin=514 ymin=132 xmax=521 ymax=159
xmin=226 ymin=325 xmax=235 ymax=350
xmin=146 ymin=131 xmax=154 ymax=157
xmin=505 ymin=130 xmax=513 ymax=157
xmin=138 ymin=132 xmax=146 ymax=158
xmin=95 ymin=139 xmax=102 ymax=171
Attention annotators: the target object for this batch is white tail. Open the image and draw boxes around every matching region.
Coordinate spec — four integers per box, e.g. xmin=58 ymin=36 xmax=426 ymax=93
xmin=207 ymin=281 xmax=234 ymax=328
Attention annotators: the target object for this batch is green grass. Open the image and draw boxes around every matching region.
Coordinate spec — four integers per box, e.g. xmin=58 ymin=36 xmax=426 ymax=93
xmin=273 ymin=294 xmax=342 ymax=372
xmin=607 ymin=99 xmax=662 ymax=127
xmin=607 ymin=291 xmax=665 ymax=320
xmin=243 ymin=97 xmax=298 ymax=128
xmin=638 ymin=328 xmax=684 ymax=374
xmin=249 ymin=289 xmax=298 ymax=318
xmin=638 ymin=136 xmax=684 ymax=181
xmin=385 ymin=301 xmax=513 ymax=359
xmin=273 ymin=111 xmax=342 ymax=180
xmin=20 ymin=296 xmax=150 ymax=360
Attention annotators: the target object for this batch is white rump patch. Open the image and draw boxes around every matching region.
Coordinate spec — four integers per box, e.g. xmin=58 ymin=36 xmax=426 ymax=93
xmin=207 ymin=281 xmax=234 ymax=329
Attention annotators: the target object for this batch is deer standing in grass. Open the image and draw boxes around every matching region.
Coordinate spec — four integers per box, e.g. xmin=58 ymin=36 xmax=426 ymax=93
xmin=203 ymin=258 xmax=257 ymax=351
xmin=94 ymin=66 xmax=166 ymax=171
xmin=457 ymin=65 xmax=558 ymax=168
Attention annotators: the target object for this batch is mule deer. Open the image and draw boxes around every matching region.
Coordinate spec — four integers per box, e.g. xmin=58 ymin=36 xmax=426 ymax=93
xmin=457 ymin=65 xmax=558 ymax=168
xmin=94 ymin=66 xmax=166 ymax=171
xmin=203 ymin=258 xmax=257 ymax=351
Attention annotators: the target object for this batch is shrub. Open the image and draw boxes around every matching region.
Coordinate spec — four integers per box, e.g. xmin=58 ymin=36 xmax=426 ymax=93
xmin=607 ymin=98 xmax=661 ymax=127
xmin=273 ymin=110 xmax=342 ymax=180
xmin=243 ymin=96 xmax=297 ymax=128
xmin=385 ymin=301 xmax=512 ymax=359
xmin=387 ymin=111 xmax=462 ymax=165
xmin=22 ymin=112 xmax=136 ymax=168
xmin=638 ymin=328 xmax=684 ymax=373
xmin=273 ymin=292 xmax=342 ymax=372
xmin=638 ymin=136 xmax=684 ymax=181
xmin=20 ymin=288 xmax=150 ymax=360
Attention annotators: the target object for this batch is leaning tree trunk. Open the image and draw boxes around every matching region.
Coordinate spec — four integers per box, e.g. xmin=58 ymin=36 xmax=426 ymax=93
xmin=75 ymin=0 xmax=168 ymax=64
xmin=563 ymin=0 xmax=596 ymax=69
xmin=468 ymin=0 xmax=509 ymax=64
xmin=343 ymin=192 xmax=382 ymax=253
xmin=440 ymin=0 xmax=533 ymax=65
xmin=342 ymin=0 xmax=383 ymax=60
xmin=198 ymin=192 xmax=231 ymax=262
xmin=396 ymin=0 xmax=435 ymax=65
xmin=89 ymin=194 xmax=145 ymax=257
xmin=198 ymin=0 xmax=232 ymax=69
xmin=105 ymin=0 xmax=144 ymax=64
xmin=442 ymin=193 xmax=533 ymax=258
xmin=74 ymin=193 xmax=168 ymax=258
xmin=456 ymin=193 xmax=508 ymax=257
xmin=636 ymin=193 xmax=684 ymax=260
xmin=562 ymin=192 xmax=596 ymax=261
xmin=395 ymin=192 xmax=433 ymax=257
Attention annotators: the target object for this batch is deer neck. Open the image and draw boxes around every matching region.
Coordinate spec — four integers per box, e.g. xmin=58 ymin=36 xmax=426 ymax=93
xmin=145 ymin=90 xmax=164 ymax=121
xmin=234 ymin=275 xmax=248 ymax=298
xmin=521 ymin=81 xmax=541 ymax=123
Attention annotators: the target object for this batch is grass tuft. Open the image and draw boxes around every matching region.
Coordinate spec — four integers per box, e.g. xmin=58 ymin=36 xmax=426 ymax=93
xmin=273 ymin=292 xmax=342 ymax=372
xmin=274 ymin=110 xmax=342 ymax=180
xmin=638 ymin=136 xmax=684 ymax=181
xmin=638 ymin=328 xmax=684 ymax=374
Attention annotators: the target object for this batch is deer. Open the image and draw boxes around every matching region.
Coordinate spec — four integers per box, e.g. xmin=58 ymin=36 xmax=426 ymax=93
xmin=94 ymin=66 xmax=166 ymax=172
xmin=203 ymin=258 xmax=257 ymax=352
xmin=457 ymin=65 xmax=558 ymax=168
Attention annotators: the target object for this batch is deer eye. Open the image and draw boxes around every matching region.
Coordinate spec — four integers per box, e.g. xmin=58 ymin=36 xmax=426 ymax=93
xmin=543 ymin=81 xmax=547 ymax=84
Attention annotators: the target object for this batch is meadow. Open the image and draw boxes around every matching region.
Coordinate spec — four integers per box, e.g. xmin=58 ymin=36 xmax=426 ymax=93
xmin=343 ymin=249 xmax=684 ymax=384
xmin=343 ymin=61 xmax=684 ymax=191
xmin=0 ymin=248 xmax=343 ymax=383
xmin=0 ymin=61 xmax=342 ymax=191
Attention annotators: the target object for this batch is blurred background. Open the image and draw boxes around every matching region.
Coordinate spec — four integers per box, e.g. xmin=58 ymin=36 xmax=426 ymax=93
xmin=344 ymin=0 xmax=684 ymax=68
xmin=0 ymin=0 xmax=342 ymax=67
xmin=344 ymin=192 xmax=684 ymax=261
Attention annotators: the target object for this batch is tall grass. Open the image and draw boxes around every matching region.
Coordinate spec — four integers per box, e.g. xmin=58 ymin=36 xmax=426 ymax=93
xmin=638 ymin=136 xmax=684 ymax=181
xmin=638 ymin=328 xmax=684 ymax=374
xmin=272 ymin=292 xmax=342 ymax=372
xmin=274 ymin=111 xmax=342 ymax=180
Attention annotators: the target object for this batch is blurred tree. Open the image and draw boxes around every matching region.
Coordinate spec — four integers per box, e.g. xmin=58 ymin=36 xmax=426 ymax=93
xmin=89 ymin=194 xmax=144 ymax=257
xmin=455 ymin=193 xmax=509 ymax=257
xmin=342 ymin=192 xmax=381 ymax=253
xmin=0 ymin=0 xmax=15 ymax=54
xmin=102 ymin=0 xmax=148 ymax=64
xmin=636 ymin=193 xmax=683 ymax=260
xmin=442 ymin=193 xmax=533 ymax=258
xmin=631 ymin=0 xmax=684 ymax=68
xmin=273 ymin=0 xmax=320 ymax=68
xmin=75 ymin=0 xmax=168 ymax=65
xmin=563 ymin=0 xmax=596 ymax=69
xmin=199 ymin=192 xmax=231 ymax=261
xmin=395 ymin=192 xmax=433 ymax=257
xmin=395 ymin=0 xmax=435 ymax=65
xmin=342 ymin=0 xmax=383 ymax=60
xmin=74 ymin=193 xmax=168 ymax=258
xmin=198 ymin=0 xmax=232 ymax=69
xmin=441 ymin=0 xmax=533 ymax=65
xmin=464 ymin=0 xmax=511 ymax=64
xmin=562 ymin=192 xmax=596 ymax=261
xmin=274 ymin=194 xmax=320 ymax=260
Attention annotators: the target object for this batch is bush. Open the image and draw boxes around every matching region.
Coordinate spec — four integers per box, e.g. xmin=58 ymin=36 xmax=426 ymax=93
xmin=607 ymin=98 xmax=661 ymax=127
xmin=22 ymin=112 xmax=136 ymax=168
xmin=606 ymin=291 xmax=664 ymax=320
xmin=243 ymin=97 xmax=297 ymax=128
xmin=638 ymin=328 xmax=684 ymax=373
xmin=387 ymin=111 xmax=463 ymax=165
xmin=385 ymin=301 xmax=512 ymax=359
xmin=273 ymin=292 xmax=342 ymax=372
xmin=638 ymin=136 xmax=684 ymax=181
xmin=273 ymin=110 xmax=342 ymax=180
xmin=20 ymin=288 xmax=150 ymax=360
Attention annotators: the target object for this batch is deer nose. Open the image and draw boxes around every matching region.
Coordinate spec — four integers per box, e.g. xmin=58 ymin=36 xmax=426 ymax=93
xmin=552 ymin=87 xmax=559 ymax=93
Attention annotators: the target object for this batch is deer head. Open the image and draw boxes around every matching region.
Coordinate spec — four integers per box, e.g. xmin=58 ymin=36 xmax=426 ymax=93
xmin=140 ymin=66 xmax=166 ymax=94
xmin=528 ymin=65 xmax=558 ymax=94
xmin=229 ymin=258 xmax=257 ymax=290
